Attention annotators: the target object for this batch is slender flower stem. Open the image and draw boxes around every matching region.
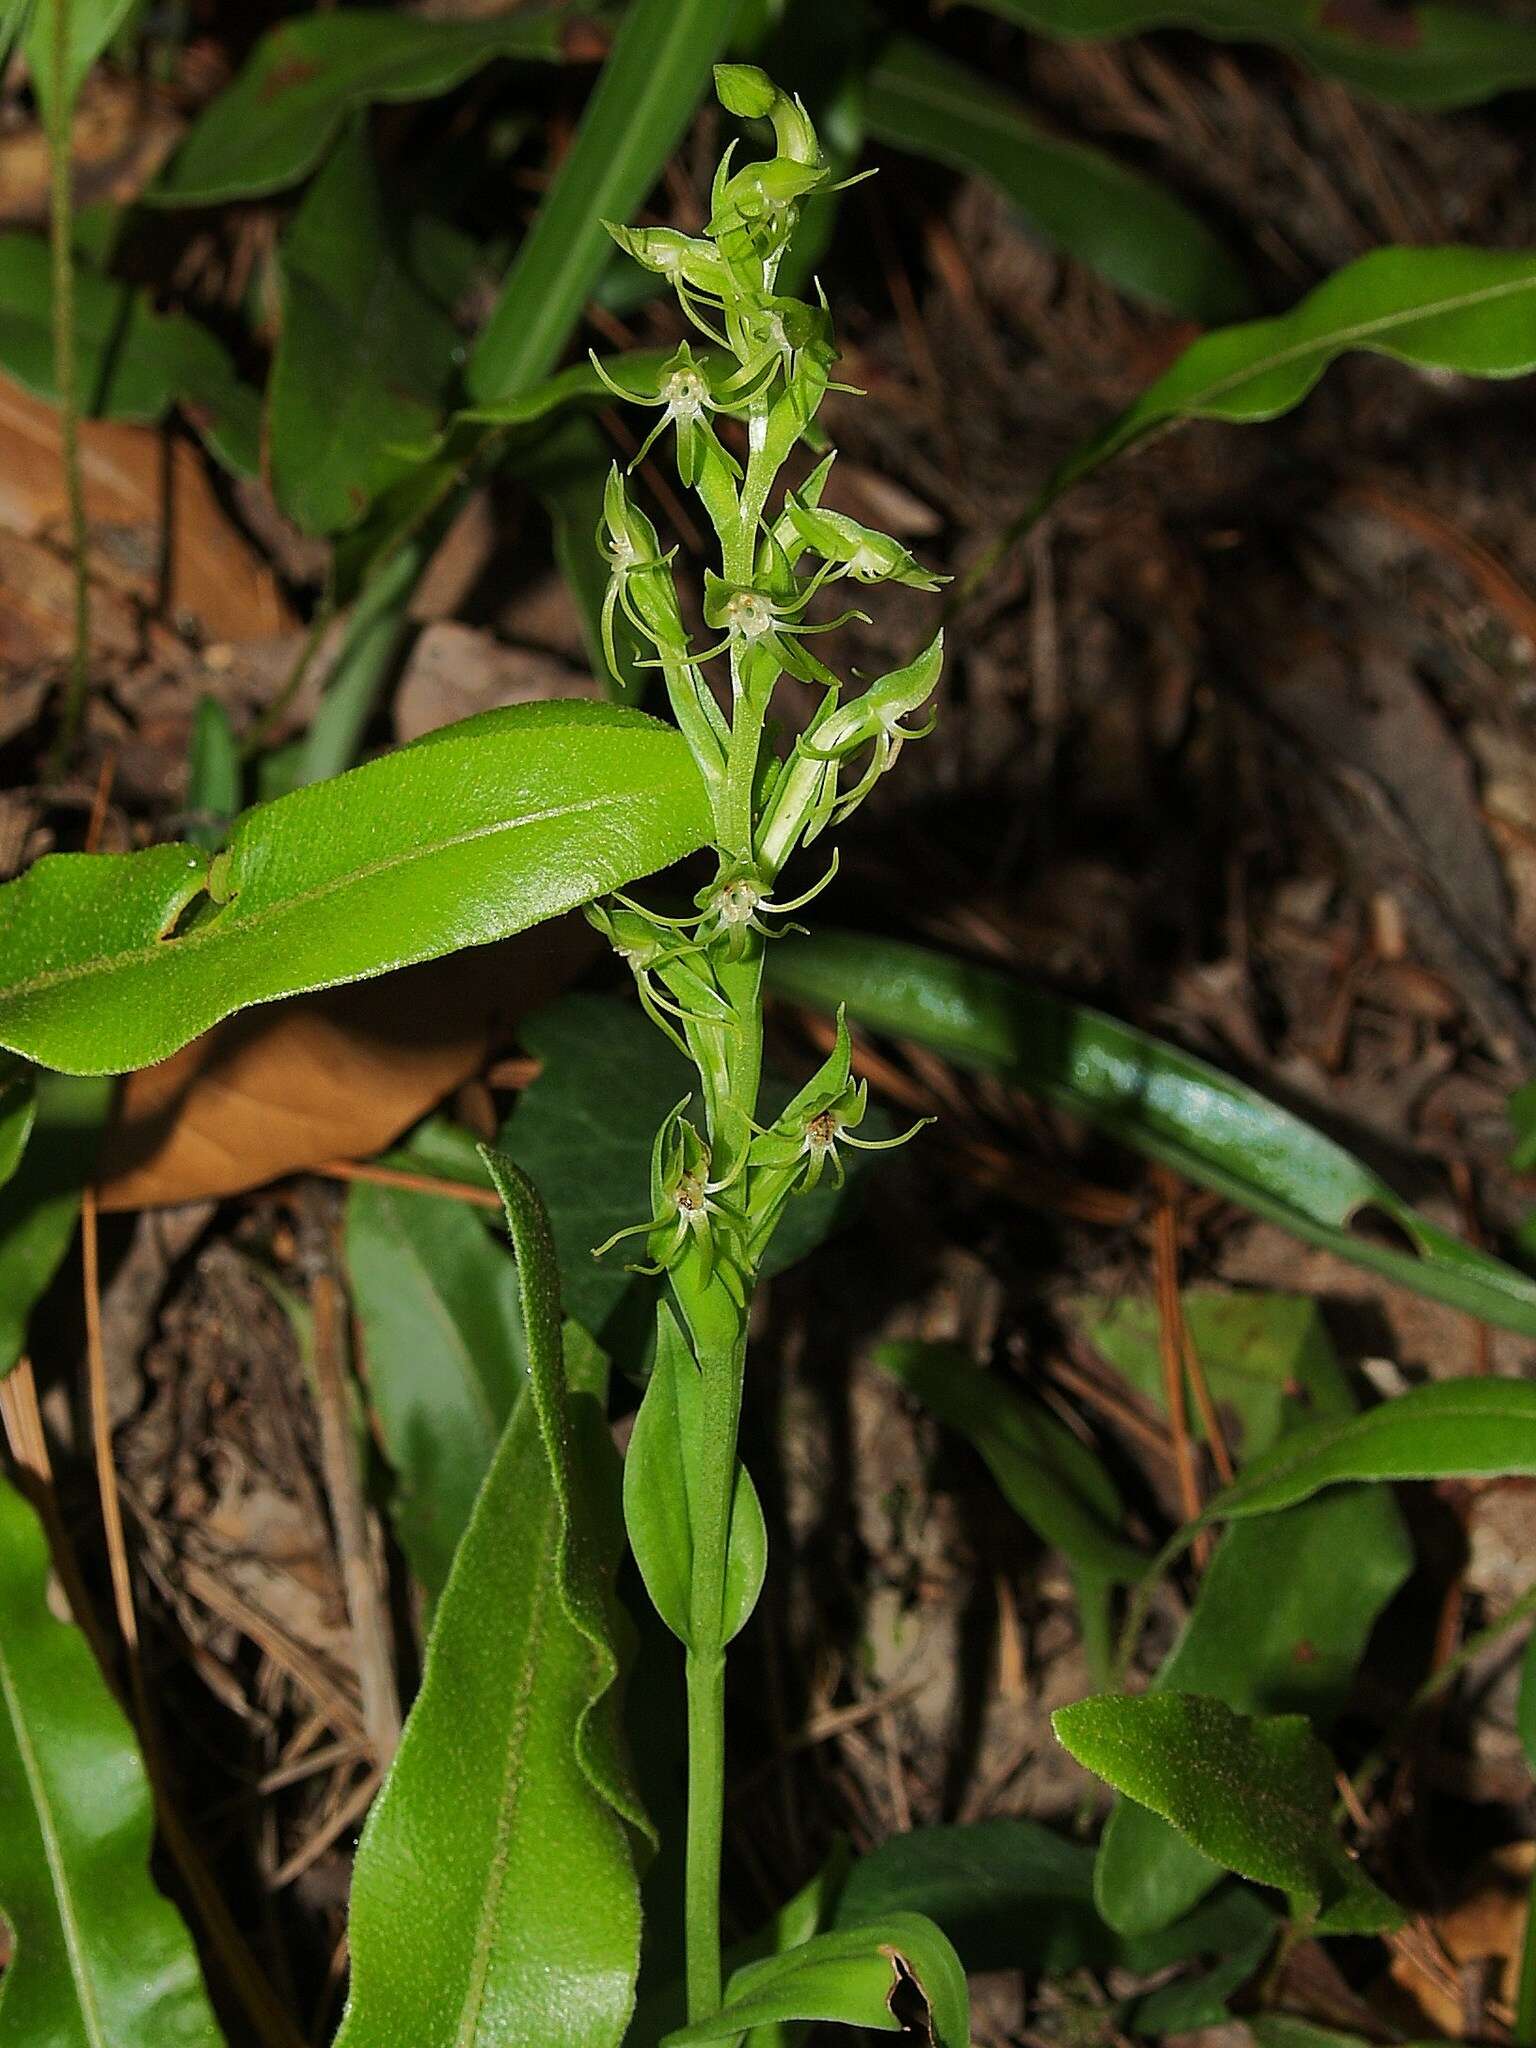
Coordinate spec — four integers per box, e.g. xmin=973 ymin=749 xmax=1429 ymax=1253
xmin=683 ymin=1647 xmax=727 ymax=2020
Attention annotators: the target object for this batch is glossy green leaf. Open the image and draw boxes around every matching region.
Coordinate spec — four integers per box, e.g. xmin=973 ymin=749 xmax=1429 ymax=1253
xmin=663 ymin=1914 xmax=969 ymax=2045
xmin=877 ymin=1340 xmax=1144 ymax=1585
xmin=865 ymin=36 xmax=1251 ymax=321
xmin=0 ymin=701 xmax=712 ymax=1076
xmin=831 ymin=1818 xmax=1274 ymax=1978
xmin=966 ymin=0 xmax=1536 ymax=110
xmin=764 ymin=931 xmax=1536 ymax=1337
xmin=24 ymin=0 xmax=141 ymax=123
xmin=0 ymin=233 xmax=260 ymax=474
xmin=337 ymin=1153 xmax=648 ymax=2048
xmin=1042 ymin=246 xmax=1536 ymax=509
xmin=624 ymin=1301 xmax=767 ymax=1648
xmin=1086 ymin=1292 xmax=1411 ymax=1934
xmin=0 ymin=1471 xmax=226 ymax=2047
xmin=1195 ymin=1376 xmax=1536 ymax=1529
xmin=1054 ymin=1693 xmax=1401 ymax=1932
xmin=154 ymin=8 xmax=565 ymax=206
xmin=0 ymin=1065 xmax=35 ymax=1191
xmin=271 ymin=122 xmax=459 ymax=537
xmin=468 ymin=0 xmax=738 ymax=404
xmin=345 ymin=1176 xmax=527 ymax=1600
xmin=0 ymin=1073 xmax=110 ymax=1378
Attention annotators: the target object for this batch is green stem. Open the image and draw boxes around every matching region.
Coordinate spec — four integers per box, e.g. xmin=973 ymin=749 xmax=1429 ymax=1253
xmin=47 ymin=0 xmax=90 ymax=769
xmin=683 ymin=1647 xmax=727 ymax=2021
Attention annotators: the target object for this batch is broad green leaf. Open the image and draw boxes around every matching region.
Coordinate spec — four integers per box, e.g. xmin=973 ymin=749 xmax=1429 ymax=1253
xmin=271 ymin=122 xmax=459 ymax=537
xmin=0 ymin=1471 xmax=226 ymax=2047
xmin=0 ymin=1064 xmax=35 ymax=1190
xmin=830 ymin=1818 xmax=1274 ymax=1978
xmin=337 ymin=1153 xmax=648 ymax=2048
xmin=663 ymin=1914 xmax=969 ymax=2045
xmin=1054 ymin=1693 xmax=1401 ymax=1932
xmin=345 ymin=1176 xmax=527 ymax=1600
xmin=1127 ymin=1929 xmax=1274 ymax=2036
xmin=154 ymin=8 xmax=566 ymax=206
xmin=865 ymin=36 xmax=1251 ymax=321
xmin=1042 ymin=246 xmax=1536 ymax=509
xmin=876 ymin=1340 xmax=1144 ymax=1586
xmin=1074 ymin=1290 xmax=1346 ymax=1456
xmin=0 ymin=233 xmax=260 ymax=474
xmin=966 ymin=0 xmax=1536 ymax=110
xmin=624 ymin=1301 xmax=767 ymax=1647
xmin=1086 ymin=1292 xmax=1411 ymax=1934
xmin=24 ymin=0 xmax=141 ymax=122
xmin=1195 ymin=1376 xmax=1536 ymax=1528
xmin=0 ymin=701 xmax=712 ymax=1076
xmin=764 ymin=931 xmax=1536 ymax=1337
xmin=468 ymin=0 xmax=738 ymax=404
xmin=0 ymin=1073 xmax=110 ymax=1377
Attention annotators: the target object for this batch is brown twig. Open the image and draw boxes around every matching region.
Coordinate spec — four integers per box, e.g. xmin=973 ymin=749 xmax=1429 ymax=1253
xmin=314 ymin=1158 xmax=501 ymax=1209
xmin=311 ymin=1269 xmax=400 ymax=1764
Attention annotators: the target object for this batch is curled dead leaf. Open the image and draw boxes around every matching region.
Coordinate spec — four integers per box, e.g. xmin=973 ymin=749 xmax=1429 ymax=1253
xmin=96 ymin=922 xmax=595 ymax=1210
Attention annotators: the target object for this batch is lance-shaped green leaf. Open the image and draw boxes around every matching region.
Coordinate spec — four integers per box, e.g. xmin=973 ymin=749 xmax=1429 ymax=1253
xmin=1084 ymin=1293 xmax=1411 ymax=1935
xmin=468 ymin=0 xmax=736 ymax=405
xmin=1192 ymin=1376 xmax=1536 ymax=1529
xmin=965 ymin=0 xmax=1536 ymax=111
xmin=154 ymin=7 xmax=566 ymax=206
xmin=1054 ymin=1694 xmax=1401 ymax=1933
xmin=337 ymin=1154 xmax=649 ymax=2048
xmin=0 ymin=233 xmax=260 ymax=475
xmin=1041 ymin=246 xmax=1536 ymax=509
xmin=0 ymin=1471 xmax=227 ymax=2047
xmin=663 ymin=1914 xmax=969 ymax=2045
xmin=864 ymin=37 xmax=1251 ymax=322
xmin=0 ymin=701 xmax=712 ymax=1076
xmin=270 ymin=120 xmax=459 ymax=536
xmin=624 ymin=1300 xmax=767 ymax=1648
xmin=0 ymin=1073 xmax=111 ymax=1378
xmin=345 ymin=1176 xmax=527 ymax=1600
xmin=877 ymin=1341 xmax=1144 ymax=1586
xmin=763 ymin=931 xmax=1536 ymax=1337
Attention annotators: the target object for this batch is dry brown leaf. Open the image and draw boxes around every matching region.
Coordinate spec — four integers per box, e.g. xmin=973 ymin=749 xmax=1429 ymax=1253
xmin=0 ymin=373 xmax=292 ymax=645
xmin=96 ymin=923 xmax=595 ymax=1210
xmin=1380 ymin=1840 xmax=1534 ymax=2037
xmin=0 ymin=528 xmax=139 ymax=666
xmin=0 ymin=75 xmax=183 ymax=226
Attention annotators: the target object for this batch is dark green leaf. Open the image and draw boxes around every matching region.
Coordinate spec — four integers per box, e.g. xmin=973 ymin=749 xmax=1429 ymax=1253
xmin=0 ymin=1073 xmax=111 ymax=1377
xmin=877 ymin=1340 xmax=1144 ymax=1585
xmin=966 ymin=0 xmax=1536 ymax=110
xmin=498 ymin=993 xmax=691 ymax=1335
xmin=1126 ymin=1929 xmax=1273 ymax=2035
xmin=623 ymin=1300 xmax=766 ymax=1648
xmin=468 ymin=0 xmax=738 ymax=405
xmin=154 ymin=8 xmax=566 ymax=206
xmin=0 ymin=1065 xmax=35 ymax=1191
xmin=1084 ymin=1292 xmax=1409 ymax=1933
xmin=764 ymin=931 xmax=1536 ymax=1336
xmin=1054 ymin=1693 xmax=1401 ymax=1931
xmin=271 ymin=122 xmax=459 ymax=536
xmin=865 ymin=36 xmax=1251 ymax=321
xmin=1197 ymin=1377 xmax=1536 ymax=1527
xmin=0 ymin=701 xmax=711 ymax=1075
xmin=345 ymin=1176 xmax=527 ymax=1600
xmin=336 ymin=1153 xmax=649 ymax=2048
xmin=0 ymin=233 xmax=260 ymax=474
xmin=1519 ymin=1622 xmax=1536 ymax=1776
xmin=0 ymin=1470 xmax=226 ymax=2046
xmin=663 ymin=1914 xmax=969 ymax=2045
xmin=1042 ymin=247 xmax=1536 ymax=510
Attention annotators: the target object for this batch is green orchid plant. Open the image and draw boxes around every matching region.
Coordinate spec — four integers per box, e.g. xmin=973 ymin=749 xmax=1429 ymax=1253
xmin=584 ymin=61 xmax=951 ymax=2027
